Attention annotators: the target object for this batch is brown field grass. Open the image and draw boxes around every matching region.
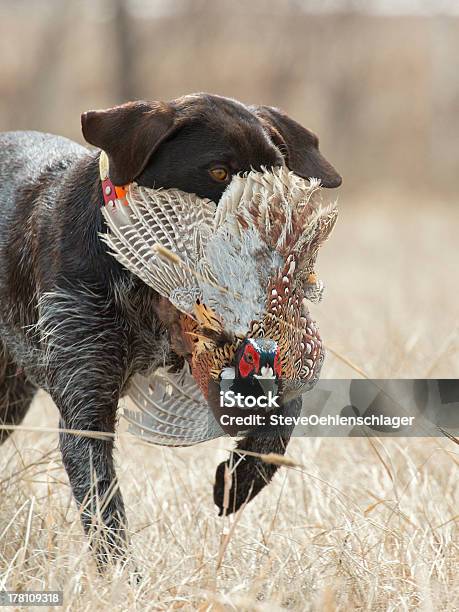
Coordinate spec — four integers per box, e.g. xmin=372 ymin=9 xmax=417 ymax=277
xmin=1 ymin=197 xmax=458 ymax=610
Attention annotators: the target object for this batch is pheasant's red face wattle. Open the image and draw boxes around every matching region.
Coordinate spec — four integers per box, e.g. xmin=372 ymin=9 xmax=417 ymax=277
xmin=238 ymin=342 xmax=260 ymax=378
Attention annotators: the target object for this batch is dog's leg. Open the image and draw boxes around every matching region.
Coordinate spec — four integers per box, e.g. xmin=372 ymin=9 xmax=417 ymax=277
xmin=0 ymin=343 xmax=37 ymax=445
xmin=213 ymin=397 xmax=301 ymax=515
xmin=40 ymin=290 xmax=130 ymax=566
xmin=57 ymin=408 xmax=127 ymax=566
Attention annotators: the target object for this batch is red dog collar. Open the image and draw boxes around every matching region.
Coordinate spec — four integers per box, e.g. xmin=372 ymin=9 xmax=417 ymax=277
xmin=99 ymin=151 xmax=129 ymax=208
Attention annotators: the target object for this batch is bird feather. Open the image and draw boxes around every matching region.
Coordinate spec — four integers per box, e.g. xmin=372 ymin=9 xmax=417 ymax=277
xmin=100 ymin=166 xmax=338 ymax=445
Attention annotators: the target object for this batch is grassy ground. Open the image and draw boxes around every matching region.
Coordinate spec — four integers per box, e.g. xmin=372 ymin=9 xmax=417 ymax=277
xmin=1 ymin=197 xmax=458 ymax=610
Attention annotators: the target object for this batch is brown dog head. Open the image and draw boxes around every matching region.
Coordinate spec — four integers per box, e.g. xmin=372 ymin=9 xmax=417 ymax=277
xmin=81 ymin=93 xmax=341 ymax=202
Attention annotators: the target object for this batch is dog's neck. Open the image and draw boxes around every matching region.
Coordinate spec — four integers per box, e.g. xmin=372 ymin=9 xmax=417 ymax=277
xmin=56 ymin=149 xmax=146 ymax=295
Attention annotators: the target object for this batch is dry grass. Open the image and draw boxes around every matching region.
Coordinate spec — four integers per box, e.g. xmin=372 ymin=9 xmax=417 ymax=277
xmin=1 ymin=198 xmax=458 ymax=610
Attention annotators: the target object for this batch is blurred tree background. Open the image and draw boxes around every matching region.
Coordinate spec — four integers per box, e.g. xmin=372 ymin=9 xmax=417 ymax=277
xmin=0 ymin=0 xmax=458 ymax=201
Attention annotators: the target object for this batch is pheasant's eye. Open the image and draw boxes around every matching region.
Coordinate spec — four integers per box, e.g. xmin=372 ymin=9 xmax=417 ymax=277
xmin=209 ymin=166 xmax=230 ymax=182
xmin=245 ymin=352 xmax=254 ymax=364
xmin=237 ymin=343 xmax=260 ymax=378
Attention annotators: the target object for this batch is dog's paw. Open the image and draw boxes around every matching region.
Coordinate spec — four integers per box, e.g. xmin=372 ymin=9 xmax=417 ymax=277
xmin=213 ymin=456 xmax=277 ymax=516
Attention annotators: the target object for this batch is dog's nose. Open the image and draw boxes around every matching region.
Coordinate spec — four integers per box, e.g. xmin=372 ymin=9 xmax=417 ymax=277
xmin=322 ymin=172 xmax=342 ymax=189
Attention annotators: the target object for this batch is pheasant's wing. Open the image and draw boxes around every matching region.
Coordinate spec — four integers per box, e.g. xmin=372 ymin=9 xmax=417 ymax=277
xmin=123 ymin=365 xmax=226 ymax=446
xmin=101 ymin=185 xmax=216 ymax=315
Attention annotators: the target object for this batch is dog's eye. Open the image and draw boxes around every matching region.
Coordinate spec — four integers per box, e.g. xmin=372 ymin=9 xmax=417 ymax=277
xmin=209 ymin=166 xmax=230 ymax=182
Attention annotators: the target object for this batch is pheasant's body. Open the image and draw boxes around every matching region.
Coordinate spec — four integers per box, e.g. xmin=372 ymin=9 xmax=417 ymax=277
xmin=189 ymin=253 xmax=323 ymax=399
xmin=101 ymin=164 xmax=337 ymax=445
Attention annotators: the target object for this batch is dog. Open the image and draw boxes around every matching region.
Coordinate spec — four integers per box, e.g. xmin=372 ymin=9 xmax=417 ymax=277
xmin=0 ymin=93 xmax=341 ymax=564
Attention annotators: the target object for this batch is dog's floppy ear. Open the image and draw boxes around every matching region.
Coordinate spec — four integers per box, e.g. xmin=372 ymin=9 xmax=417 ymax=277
xmin=251 ymin=105 xmax=342 ymax=188
xmin=81 ymin=101 xmax=178 ymax=185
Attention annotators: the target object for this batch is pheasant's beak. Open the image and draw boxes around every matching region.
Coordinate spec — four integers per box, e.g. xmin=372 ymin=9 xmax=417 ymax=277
xmin=254 ymin=365 xmax=276 ymax=380
xmin=255 ymin=344 xmax=282 ymax=380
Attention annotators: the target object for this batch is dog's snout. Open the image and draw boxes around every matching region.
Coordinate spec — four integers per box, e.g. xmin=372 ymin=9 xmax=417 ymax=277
xmin=322 ymin=172 xmax=342 ymax=189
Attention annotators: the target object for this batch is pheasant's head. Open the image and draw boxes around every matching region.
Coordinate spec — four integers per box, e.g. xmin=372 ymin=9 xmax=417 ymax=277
xmin=234 ymin=338 xmax=282 ymax=381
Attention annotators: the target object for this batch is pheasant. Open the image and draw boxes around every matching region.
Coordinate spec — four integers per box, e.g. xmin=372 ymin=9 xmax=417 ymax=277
xmin=100 ymin=159 xmax=338 ymax=445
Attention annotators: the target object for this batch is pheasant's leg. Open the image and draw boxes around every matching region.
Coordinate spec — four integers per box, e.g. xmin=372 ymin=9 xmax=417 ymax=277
xmin=213 ymin=396 xmax=301 ymax=515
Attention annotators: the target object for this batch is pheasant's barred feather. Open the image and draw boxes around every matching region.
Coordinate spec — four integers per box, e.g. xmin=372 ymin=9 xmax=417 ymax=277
xmin=124 ymin=366 xmax=223 ymax=446
xmin=102 ymin=188 xmax=216 ymax=312
xmin=100 ymin=166 xmax=338 ymax=446
xmin=193 ymin=301 xmax=224 ymax=333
